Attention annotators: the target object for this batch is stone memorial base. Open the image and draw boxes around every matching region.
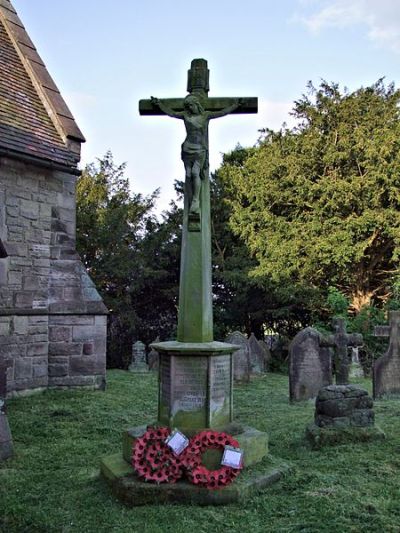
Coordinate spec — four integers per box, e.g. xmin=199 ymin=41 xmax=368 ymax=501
xmin=305 ymin=384 xmax=385 ymax=450
xmin=122 ymin=423 xmax=268 ymax=469
xmin=99 ymin=422 xmax=289 ymax=505
xmin=100 ymin=453 xmax=290 ymax=506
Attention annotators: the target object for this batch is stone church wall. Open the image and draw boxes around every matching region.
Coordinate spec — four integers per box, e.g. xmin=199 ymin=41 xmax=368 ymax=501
xmin=0 ymin=157 xmax=107 ymax=397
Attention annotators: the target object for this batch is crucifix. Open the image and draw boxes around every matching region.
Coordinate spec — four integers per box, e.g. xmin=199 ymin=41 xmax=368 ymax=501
xmin=325 ymin=318 xmax=363 ymax=385
xmin=140 ymin=59 xmax=257 ymax=342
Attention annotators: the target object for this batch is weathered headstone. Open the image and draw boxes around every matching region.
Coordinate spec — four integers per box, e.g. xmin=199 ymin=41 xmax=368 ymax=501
xmin=306 ymin=384 xmax=385 ymax=449
xmin=259 ymin=339 xmax=272 ymax=371
xmin=248 ymin=333 xmax=266 ymax=374
xmin=128 ymin=341 xmax=149 ymax=373
xmin=289 ymin=327 xmax=332 ymax=401
xmin=327 ymin=318 xmax=363 ymax=385
xmin=0 ymin=362 xmax=13 ymax=461
xmin=225 ymin=331 xmax=250 ymax=382
xmin=373 ymin=311 xmax=400 ymax=398
xmin=147 ymin=337 xmax=160 ymax=371
xmin=349 ymin=347 xmax=364 ymax=379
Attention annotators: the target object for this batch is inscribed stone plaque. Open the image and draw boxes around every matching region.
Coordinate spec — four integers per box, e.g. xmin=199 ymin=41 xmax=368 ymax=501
xmin=172 ymin=356 xmax=208 ymax=416
xmin=225 ymin=331 xmax=250 ymax=382
xmin=289 ymin=327 xmax=332 ymax=401
xmin=209 ymin=355 xmax=231 ymax=424
xmin=248 ymin=333 xmax=266 ymax=374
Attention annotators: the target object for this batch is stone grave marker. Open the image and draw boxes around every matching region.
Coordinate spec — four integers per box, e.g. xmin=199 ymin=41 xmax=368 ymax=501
xmin=373 ymin=310 xmax=400 ymax=398
xmin=0 ymin=362 xmax=13 ymax=461
xmin=289 ymin=327 xmax=332 ymax=401
xmin=147 ymin=337 xmax=160 ymax=371
xmin=225 ymin=331 xmax=250 ymax=382
xmin=327 ymin=318 xmax=363 ymax=385
xmin=349 ymin=347 xmax=364 ymax=379
xmin=128 ymin=341 xmax=149 ymax=373
xmin=248 ymin=333 xmax=266 ymax=374
xmin=259 ymin=339 xmax=272 ymax=371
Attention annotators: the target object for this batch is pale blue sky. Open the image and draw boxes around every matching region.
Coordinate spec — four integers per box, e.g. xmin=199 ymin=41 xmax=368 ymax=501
xmin=12 ymin=0 xmax=400 ymax=212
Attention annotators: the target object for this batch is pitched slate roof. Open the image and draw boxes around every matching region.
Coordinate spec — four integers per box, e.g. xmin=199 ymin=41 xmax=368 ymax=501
xmin=0 ymin=0 xmax=85 ymax=172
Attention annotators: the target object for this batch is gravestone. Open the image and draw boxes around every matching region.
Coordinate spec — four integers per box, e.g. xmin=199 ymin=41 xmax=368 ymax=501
xmin=349 ymin=347 xmax=364 ymax=379
xmin=327 ymin=318 xmax=363 ymax=385
xmin=128 ymin=341 xmax=149 ymax=373
xmin=373 ymin=311 xmax=400 ymax=398
xmin=0 ymin=362 xmax=13 ymax=461
xmin=259 ymin=339 xmax=272 ymax=371
xmin=289 ymin=327 xmax=332 ymax=401
xmin=225 ymin=331 xmax=250 ymax=382
xmin=147 ymin=337 xmax=160 ymax=371
xmin=248 ymin=333 xmax=266 ymax=374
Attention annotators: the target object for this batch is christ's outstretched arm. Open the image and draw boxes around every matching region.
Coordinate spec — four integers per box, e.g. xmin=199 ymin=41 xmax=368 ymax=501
xmin=150 ymin=97 xmax=184 ymax=119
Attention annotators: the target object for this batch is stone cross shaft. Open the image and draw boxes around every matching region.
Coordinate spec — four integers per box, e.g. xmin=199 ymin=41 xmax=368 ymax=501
xmin=139 ymin=59 xmax=257 ymax=343
xmin=325 ymin=318 xmax=363 ymax=385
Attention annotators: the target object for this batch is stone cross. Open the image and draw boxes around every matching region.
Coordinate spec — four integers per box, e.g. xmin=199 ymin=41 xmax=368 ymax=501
xmin=140 ymin=58 xmax=257 ymax=343
xmin=128 ymin=340 xmax=149 ymax=373
xmin=373 ymin=310 xmax=400 ymax=398
xmin=326 ymin=318 xmax=363 ymax=385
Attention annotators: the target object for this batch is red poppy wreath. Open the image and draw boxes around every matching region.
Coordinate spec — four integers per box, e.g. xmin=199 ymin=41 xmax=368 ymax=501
xmin=132 ymin=427 xmax=243 ymax=489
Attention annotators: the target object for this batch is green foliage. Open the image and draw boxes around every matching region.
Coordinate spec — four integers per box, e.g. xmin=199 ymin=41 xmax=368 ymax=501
xmin=76 ymin=152 xmax=179 ymax=367
xmin=211 ymin=148 xmax=325 ymax=341
xmin=219 ymin=80 xmax=400 ymax=312
xmin=326 ymin=287 xmax=349 ymax=318
xmin=2 ymin=372 xmax=400 ymax=532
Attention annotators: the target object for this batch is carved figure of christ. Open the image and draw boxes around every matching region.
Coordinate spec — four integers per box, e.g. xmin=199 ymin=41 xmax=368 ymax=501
xmin=139 ymin=59 xmax=257 ymax=217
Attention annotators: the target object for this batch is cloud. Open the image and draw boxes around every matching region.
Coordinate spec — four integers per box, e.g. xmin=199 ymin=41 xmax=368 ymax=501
xmin=297 ymin=0 xmax=400 ymax=54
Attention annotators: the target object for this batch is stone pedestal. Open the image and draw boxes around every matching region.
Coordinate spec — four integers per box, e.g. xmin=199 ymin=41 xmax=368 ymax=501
xmin=153 ymin=341 xmax=236 ymax=434
xmin=306 ymin=385 xmax=385 ymax=449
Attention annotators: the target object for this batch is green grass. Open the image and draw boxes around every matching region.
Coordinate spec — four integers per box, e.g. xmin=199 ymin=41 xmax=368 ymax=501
xmin=1 ymin=371 xmax=400 ymax=533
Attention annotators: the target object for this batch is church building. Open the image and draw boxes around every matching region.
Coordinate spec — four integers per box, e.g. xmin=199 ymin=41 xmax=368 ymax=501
xmin=0 ymin=0 xmax=108 ymax=396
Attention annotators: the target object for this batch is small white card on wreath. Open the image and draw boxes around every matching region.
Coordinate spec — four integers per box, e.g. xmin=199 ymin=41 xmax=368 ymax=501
xmin=165 ymin=429 xmax=189 ymax=455
xmin=221 ymin=445 xmax=244 ymax=469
